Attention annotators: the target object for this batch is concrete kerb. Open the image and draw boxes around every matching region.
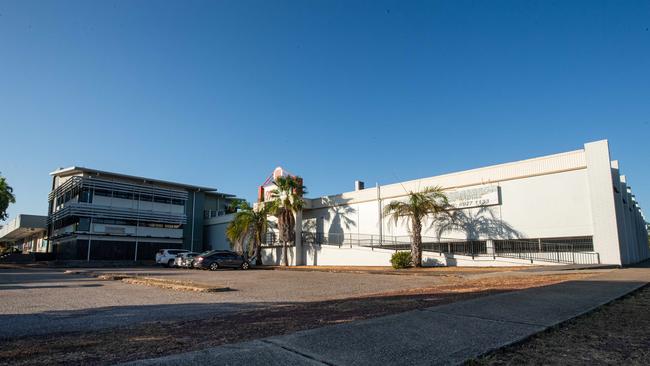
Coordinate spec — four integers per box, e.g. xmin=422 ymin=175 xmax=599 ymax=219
xmin=63 ymin=270 xmax=231 ymax=293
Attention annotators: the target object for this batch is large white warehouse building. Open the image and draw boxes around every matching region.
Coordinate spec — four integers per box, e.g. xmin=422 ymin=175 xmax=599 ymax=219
xmin=261 ymin=140 xmax=648 ymax=267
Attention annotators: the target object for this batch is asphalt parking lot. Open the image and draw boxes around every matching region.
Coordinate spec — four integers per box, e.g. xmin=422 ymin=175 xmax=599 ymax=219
xmin=0 ymin=266 xmax=449 ymax=339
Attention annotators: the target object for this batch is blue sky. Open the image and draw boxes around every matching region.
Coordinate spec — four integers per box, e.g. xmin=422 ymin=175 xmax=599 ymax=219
xmin=1 ymin=0 xmax=649 ymax=223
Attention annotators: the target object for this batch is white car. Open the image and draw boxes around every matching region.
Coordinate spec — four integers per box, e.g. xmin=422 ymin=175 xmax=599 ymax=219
xmin=173 ymin=252 xmax=199 ymax=268
xmin=156 ymin=249 xmax=189 ymax=267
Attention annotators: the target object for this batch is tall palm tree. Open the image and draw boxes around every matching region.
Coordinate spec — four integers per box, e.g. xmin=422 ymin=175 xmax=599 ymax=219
xmin=226 ymin=201 xmax=270 ymax=265
xmin=383 ymin=186 xmax=449 ymax=267
xmin=269 ymin=176 xmax=306 ymax=266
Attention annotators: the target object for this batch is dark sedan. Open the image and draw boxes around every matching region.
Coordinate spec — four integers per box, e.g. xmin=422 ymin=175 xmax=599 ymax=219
xmin=193 ymin=250 xmax=250 ymax=271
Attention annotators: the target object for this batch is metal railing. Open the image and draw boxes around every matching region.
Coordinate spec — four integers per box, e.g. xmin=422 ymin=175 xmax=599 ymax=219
xmin=261 ymin=232 xmax=289 ymax=248
xmin=298 ymin=232 xmax=599 ymax=264
xmin=493 ymin=239 xmax=599 ymax=264
xmin=301 ymin=232 xmax=410 ymax=248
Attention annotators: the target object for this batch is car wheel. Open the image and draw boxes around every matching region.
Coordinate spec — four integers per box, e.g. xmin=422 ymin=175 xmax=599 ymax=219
xmin=209 ymin=262 xmax=219 ymax=271
xmin=241 ymin=262 xmax=250 ymax=270
xmin=167 ymin=259 xmax=174 ymax=268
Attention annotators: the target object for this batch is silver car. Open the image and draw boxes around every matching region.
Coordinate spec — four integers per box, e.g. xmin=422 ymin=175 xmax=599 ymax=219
xmin=173 ymin=252 xmax=200 ymax=268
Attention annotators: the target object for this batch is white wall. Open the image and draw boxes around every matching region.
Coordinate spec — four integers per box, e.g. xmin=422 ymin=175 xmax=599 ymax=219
xmin=262 ymin=244 xmax=567 ymax=267
xmin=261 ymin=246 xmax=297 ymax=266
xmin=584 ymin=141 xmax=623 ymax=265
xmin=298 ymin=140 xmax=647 ymax=266
xmin=493 ymin=169 xmax=593 ymax=239
xmin=303 ymin=169 xmax=594 ymax=242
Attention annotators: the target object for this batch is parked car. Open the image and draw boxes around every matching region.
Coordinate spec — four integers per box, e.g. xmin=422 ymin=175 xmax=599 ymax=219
xmin=173 ymin=252 xmax=199 ymax=268
xmin=156 ymin=249 xmax=189 ymax=267
xmin=193 ymin=250 xmax=250 ymax=271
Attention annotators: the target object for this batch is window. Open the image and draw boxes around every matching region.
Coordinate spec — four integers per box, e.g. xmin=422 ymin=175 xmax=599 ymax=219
xmin=95 ymin=189 xmax=112 ymax=197
xmin=94 ymin=218 xmax=138 ymax=226
xmin=114 ymin=192 xmax=133 ymax=200
xmin=154 ymin=196 xmax=171 ymax=204
xmin=139 ymin=194 xmax=153 ymax=202
xmin=79 ymin=188 xmax=93 ymax=203
xmin=77 ymin=218 xmax=91 ymax=231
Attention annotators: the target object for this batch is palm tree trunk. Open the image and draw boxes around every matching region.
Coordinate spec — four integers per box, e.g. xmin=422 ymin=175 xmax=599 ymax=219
xmin=282 ymin=240 xmax=288 ymax=266
xmin=254 ymin=233 xmax=263 ymax=266
xmin=412 ymin=220 xmax=423 ymax=267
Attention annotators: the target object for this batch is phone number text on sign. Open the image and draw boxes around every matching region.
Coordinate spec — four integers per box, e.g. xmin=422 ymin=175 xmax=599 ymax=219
xmin=446 ymin=186 xmax=500 ymax=209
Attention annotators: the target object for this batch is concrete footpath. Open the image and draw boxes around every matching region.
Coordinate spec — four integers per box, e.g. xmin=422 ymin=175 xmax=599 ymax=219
xmin=121 ymin=266 xmax=650 ymax=366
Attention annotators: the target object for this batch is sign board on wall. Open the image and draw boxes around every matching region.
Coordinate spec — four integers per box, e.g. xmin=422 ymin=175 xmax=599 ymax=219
xmin=446 ymin=186 xmax=500 ymax=209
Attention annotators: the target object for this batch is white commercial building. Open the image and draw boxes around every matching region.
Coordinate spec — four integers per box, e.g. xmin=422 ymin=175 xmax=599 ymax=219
xmin=260 ymin=140 xmax=648 ymax=267
xmin=0 ymin=214 xmax=48 ymax=253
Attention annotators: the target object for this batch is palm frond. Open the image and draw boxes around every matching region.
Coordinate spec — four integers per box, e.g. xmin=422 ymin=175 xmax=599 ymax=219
xmin=383 ymin=186 xmax=449 ymax=228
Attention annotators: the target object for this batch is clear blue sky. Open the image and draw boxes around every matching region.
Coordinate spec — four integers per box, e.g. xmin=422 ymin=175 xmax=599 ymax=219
xmin=1 ymin=0 xmax=649 ymax=223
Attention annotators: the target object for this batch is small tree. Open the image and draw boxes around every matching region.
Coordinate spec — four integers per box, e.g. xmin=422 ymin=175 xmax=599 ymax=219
xmin=0 ymin=173 xmax=16 ymax=221
xmin=384 ymin=186 xmax=449 ymax=267
xmin=226 ymin=201 xmax=270 ymax=265
xmin=269 ymin=176 xmax=306 ymax=266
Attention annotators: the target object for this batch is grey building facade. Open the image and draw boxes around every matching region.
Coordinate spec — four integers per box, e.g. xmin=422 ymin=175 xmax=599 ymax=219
xmin=47 ymin=167 xmax=237 ymax=260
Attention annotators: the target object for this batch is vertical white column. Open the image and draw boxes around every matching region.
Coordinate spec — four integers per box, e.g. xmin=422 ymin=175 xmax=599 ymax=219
xmin=610 ymin=161 xmax=629 ymax=265
xmin=486 ymin=239 xmax=495 ymax=258
xmin=585 ymin=140 xmax=623 ymax=265
xmin=377 ymin=183 xmax=383 ymax=245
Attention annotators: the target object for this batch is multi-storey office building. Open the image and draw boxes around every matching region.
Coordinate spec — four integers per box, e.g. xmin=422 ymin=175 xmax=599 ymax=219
xmin=48 ymin=167 xmax=237 ymax=260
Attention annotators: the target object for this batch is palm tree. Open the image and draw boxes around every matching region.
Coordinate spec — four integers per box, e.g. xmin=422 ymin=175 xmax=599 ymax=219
xmin=269 ymin=176 xmax=306 ymax=266
xmin=226 ymin=201 xmax=270 ymax=265
xmin=383 ymin=186 xmax=449 ymax=267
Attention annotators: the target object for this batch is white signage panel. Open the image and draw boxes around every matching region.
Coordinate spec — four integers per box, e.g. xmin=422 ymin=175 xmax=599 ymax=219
xmin=446 ymin=186 xmax=500 ymax=209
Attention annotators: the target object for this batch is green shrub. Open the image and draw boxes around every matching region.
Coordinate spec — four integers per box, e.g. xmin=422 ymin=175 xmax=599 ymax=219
xmin=390 ymin=251 xmax=412 ymax=269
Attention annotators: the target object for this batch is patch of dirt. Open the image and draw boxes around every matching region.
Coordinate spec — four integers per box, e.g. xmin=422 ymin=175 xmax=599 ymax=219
xmin=0 ymin=273 xmax=591 ymax=366
xmin=468 ymin=285 xmax=650 ymax=365
xmin=268 ymin=265 xmax=532 ymax=276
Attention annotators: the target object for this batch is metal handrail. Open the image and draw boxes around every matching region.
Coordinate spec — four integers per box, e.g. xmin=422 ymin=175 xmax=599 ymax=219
xmin=298 ymin=232 xmax=600 ymax=264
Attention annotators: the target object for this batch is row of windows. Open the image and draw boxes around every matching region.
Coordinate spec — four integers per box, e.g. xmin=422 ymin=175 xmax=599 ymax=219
xmin=55 ymin=186 xmax=81 ymax=206
xmin=91 ymin=218 xmax=183 ymax=229
xmin=51 ymin=216 xmax=184 ymax=231
xmin=93 ymin=189 xmax=185 ymax=205
xmin=53 ymin=187 xmax=187 ymax=209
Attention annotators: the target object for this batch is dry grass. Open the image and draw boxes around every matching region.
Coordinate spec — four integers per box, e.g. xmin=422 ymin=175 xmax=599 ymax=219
xmin=0 ymin=273 xmax=591 ymax=366
xmin=469 ymin=285 xmax=650 ymax=365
